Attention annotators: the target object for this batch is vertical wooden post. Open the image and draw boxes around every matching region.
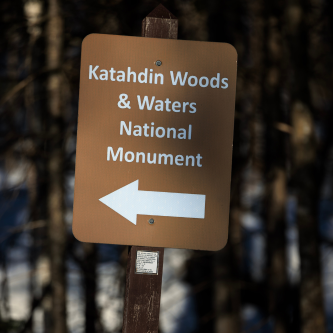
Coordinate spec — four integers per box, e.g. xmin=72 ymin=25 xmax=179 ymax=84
xmin=122 ymin=246 xmax=164 ymax=333
xmin=122 ymin=5 xmax=178 ymax=333
xmin=141 ymin=4 xmax=178 ymax=39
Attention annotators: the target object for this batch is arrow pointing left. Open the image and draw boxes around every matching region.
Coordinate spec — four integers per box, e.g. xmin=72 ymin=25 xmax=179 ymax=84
xmin=99 ymin=180 xmax=206 ymax=225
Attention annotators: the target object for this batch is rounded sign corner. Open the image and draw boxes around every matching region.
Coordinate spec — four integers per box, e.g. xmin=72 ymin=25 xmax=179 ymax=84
xmin=72 ymin=224 xmax=86 ymax=243
xmin=211 ymin=236 xmax=229 ymax=252
xmin=81 ymin=33 xmax=99 ymax=48
xmin=223 ymin=43 xmax=238 ymax=60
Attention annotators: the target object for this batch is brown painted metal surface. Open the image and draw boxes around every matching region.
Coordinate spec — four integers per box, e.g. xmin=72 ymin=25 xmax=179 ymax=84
xmin=72 ymin=7 xmax=237 ymax=251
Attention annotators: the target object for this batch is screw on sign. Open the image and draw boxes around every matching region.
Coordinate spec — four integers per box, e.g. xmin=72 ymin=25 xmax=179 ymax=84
xmin=72 ymin=4 xmax=237 ymax=333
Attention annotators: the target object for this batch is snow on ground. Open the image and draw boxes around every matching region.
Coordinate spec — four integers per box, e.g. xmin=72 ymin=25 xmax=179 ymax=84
xmin=1 ymin=176 xmax=333 ymax=332
xmin=1 ymin=243 xmax=196 ymax=333
xmin=0 ymin=258 xmax=30 ymax=321
xmin=160 ymin=248 xmax=197 ymax=333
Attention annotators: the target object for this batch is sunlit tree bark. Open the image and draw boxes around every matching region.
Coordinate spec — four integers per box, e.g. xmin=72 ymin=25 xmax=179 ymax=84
xmin=285 ymin=0 xmax=326 ymax=332
xmin=46 ymin=0 xmax=67 ymax=332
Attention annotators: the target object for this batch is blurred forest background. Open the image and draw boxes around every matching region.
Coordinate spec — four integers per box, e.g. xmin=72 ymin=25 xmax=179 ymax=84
xmin=1 ymin=0 xmax=333 ymax=332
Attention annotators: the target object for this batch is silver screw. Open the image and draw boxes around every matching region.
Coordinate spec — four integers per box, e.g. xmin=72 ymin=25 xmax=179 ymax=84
xmin=155 ymin=60 xmax=162 ymax=66
xmin=149 ymin=218 xmax=155 ymax=225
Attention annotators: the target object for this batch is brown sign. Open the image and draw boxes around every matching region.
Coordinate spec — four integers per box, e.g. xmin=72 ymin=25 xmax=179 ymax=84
xmin=72 ymin=34 xmax=237 ymax=251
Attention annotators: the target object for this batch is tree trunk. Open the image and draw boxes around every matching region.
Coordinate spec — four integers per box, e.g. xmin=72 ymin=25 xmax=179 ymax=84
xmin=214 ymin=0 xmax=266 ymax=329
xmin=261 ymin=2 xmax=290 ymax=332
xmin=285 ymin=0 xmax=326 ymax=332
xmin=25 ymin=2 xmax=45 ymax=330
xmin=186 ymin=251 xmax=215 ymax=333
xmin=82 ymin=243 xmax=99 ymax=333
xmin=46 ymin=0 xmax=67 ymax=332
xmin=214 ymin=187 xmax=242 ymax=333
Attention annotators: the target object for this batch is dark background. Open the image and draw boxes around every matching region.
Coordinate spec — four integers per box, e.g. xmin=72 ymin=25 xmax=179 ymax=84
xmin=1 ymin=0 xmax=333 ymax=333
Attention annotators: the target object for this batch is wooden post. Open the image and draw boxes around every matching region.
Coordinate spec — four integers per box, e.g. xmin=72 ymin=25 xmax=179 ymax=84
xmin=141 ymin=4 xmax=178 ymax=39
xmin=122 ymin=246 xmax=164 ymax=333
xmin=122 ymin=5 xmax=178 ymax=333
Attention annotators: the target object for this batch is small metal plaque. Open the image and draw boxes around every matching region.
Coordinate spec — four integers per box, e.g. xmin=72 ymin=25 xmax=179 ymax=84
xmin=135 ymin=250 xmax=159 ymax=275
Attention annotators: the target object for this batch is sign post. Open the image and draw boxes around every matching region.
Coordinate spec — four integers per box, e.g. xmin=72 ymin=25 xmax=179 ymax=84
xmin=72 ymin=4 xmax=237 ymax=332
xmin=122 ymin=6 xmax=177 ymax=333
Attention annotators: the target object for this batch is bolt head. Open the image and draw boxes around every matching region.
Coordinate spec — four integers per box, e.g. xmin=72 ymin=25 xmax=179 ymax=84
xmin=148 ymin=218 xmax=155 ymax=225
xmin=155 ymin=60 xmax=162 ymax=66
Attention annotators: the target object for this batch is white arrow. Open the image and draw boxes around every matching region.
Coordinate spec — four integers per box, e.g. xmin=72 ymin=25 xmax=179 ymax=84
xmin=99 ymin=180 xmax=206 ymax=225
